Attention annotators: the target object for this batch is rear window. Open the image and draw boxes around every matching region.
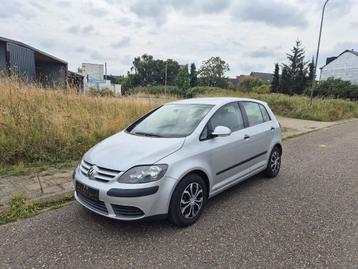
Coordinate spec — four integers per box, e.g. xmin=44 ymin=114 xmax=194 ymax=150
xmin=259 ymin=104 xmax=271 ymax=122
xmin=242 ymin=102 xmax=264 ymax=126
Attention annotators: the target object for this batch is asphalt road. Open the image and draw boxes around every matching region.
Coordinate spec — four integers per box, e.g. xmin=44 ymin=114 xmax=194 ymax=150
xmin=1 ymin=121 xmax=357 ymax=269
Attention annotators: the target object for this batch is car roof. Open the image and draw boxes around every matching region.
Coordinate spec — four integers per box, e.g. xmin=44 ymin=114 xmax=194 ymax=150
xmin=168 ymin=97 xmax=267 ymax=106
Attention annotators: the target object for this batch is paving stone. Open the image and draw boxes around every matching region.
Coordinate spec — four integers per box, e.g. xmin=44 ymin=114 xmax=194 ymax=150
xmin=60 ymin=182 xmax=74 ymax=191
xmin=42 ymin=185 xmax=63 ymax=194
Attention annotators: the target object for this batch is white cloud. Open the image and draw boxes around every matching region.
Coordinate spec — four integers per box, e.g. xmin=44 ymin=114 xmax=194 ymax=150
xmin=0 ymin=0 xmax=357 ymax=77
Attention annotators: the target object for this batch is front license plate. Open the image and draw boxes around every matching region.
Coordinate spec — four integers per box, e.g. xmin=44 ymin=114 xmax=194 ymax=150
xmin=76 ymin=181 xmax=99 ymax=201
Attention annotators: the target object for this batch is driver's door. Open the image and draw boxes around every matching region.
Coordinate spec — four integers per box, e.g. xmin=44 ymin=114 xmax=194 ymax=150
xmin=199 ymin=102 xmax=252 ymax=192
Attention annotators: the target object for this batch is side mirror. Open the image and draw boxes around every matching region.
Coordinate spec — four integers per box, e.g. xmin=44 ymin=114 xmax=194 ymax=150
xmin=211 ymin=126 xmax=231 ymax=137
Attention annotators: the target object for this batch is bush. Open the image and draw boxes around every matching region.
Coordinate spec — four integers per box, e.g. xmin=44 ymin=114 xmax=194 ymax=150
xmin=252 ymin=84 xmax=271 ymax=94
xmin=313 ymin=78 xmax=358 ymax=101
xmin=237 ymin=76 xmax=265 ymax=92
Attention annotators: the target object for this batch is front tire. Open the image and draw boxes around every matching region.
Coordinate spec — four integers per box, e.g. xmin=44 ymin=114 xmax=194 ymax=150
xmin=169 ymin=173 xmax=208 ymax=227
xmin=264 ymin=146 xmax=281 ymax=178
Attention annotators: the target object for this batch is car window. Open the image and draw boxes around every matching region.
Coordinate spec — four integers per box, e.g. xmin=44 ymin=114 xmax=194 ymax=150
xmin=259 ymin=104 xmax=271 ymax=122
xmin=242 ymin=102 xmax=265 ymax=126
xmin=200 ymin=103 xmax=244 ymax=140
xmin=210 ymin=103 xmax=244 ymax=132
xmin=200 ymin=125 xmax=208 ymax=140
xmin=129 ymin=104 xmax=213 ymax=138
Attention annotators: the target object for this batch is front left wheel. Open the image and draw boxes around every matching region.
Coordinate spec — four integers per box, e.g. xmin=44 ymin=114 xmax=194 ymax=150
xmin=168 ymin=173 xmax=208 ymax=227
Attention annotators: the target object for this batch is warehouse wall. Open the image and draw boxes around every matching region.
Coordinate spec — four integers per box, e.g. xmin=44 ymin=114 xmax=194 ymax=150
xmin=8 ymin=43 xmax=36 ymax=80
xmin=36 ymin=62 xmax=67 ymax=87
xmin=0 ymin=42 xmax=7 ymax=75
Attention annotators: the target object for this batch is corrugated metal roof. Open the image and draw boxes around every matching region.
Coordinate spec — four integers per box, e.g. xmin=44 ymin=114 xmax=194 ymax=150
xmin=0 ymin=36 xmax=67 ymax=65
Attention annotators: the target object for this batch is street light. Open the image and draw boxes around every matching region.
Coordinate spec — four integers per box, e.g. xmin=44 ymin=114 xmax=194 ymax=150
xmin=310 ymin=0 xmax=330 ymax=104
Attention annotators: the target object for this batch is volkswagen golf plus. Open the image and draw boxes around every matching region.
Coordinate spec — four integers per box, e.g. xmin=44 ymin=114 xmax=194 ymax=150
xmin=73 ymin=97 xmax=282 ymax=227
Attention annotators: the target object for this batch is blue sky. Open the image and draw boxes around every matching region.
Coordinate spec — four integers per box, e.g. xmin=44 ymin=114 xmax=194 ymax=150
xmin=1 ymin=0 xmax=357 ymax=77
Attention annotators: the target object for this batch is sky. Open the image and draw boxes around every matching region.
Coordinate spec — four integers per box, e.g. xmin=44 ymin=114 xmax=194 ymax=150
xmin=0 ymin=0 xmax=357 ymax=77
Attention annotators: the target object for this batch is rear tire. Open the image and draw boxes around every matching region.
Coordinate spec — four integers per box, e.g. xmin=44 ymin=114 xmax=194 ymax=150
xmin=169 ymin=173 xmax=208 ymax=227
xmin=264 ymin=146 xmax=281 ymax=178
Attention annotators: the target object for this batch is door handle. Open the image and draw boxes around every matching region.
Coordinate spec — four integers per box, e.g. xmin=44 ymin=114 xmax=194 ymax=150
xmin=244 ymin=134 xmax=250 ymax=140
xmin=270 ymin=126 xmax=275 ymax=131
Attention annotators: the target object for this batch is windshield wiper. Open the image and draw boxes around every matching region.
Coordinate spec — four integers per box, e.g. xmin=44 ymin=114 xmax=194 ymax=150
xmin=132 ymin=131 xmax=163 ymax=137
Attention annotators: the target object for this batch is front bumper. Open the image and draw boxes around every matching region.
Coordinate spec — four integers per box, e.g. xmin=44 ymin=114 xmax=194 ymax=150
xmin=74 ymin=167 xmax=177 ymax=220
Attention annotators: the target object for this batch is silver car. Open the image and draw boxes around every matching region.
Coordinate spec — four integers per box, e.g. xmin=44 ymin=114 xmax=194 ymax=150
xmin=73 ymin=97 xmax=282 ymax=226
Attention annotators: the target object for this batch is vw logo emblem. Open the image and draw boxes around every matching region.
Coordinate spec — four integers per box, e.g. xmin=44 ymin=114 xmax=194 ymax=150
xmin=87 ymin=165 xmax=98 ymax=180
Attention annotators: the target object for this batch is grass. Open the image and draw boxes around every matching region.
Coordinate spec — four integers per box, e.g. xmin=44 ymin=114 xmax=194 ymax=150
xmin=200 ymin=89 xmax=358 ymax=122
xmin=0 ymin=78 xmax=163 ymax=168
xmin=0 ymin=193 xmax=73 ymax=225
xmin=1 ymin=78 xmax=357 ymax=169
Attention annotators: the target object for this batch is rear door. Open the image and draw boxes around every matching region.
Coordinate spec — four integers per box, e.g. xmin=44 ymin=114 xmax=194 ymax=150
xmin=239 ymin=101 xmax=275 ymax=170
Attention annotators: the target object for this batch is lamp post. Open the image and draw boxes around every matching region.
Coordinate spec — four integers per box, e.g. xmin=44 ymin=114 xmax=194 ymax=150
xmin=310 ymin=0 xmax=330 ymax=104
xmin=164 ymin=60 xmax=168 ymax=96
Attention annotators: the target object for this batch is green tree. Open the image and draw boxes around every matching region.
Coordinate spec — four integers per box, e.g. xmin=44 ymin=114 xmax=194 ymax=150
xmin=279 ymin=66 xmax=291 ymax=94
xmin=282 ymin=40 xmax=308 ymax=94
xmin=127 ymin=54 xmax=180 ymax=87
xmin=189 ymin=63 xmax=197 ymax=87
xmin=175 ymin=65 xmax=190 ymax=96
xmin=198 ymin=56 xmax=229 ymax=88
xmin=307 ymin=57 xmax=315 ymax=87
xmin=271 ymin=63 xmax=280 ymax=92
xmin=165 ymin=59 xmax=180 ymax=85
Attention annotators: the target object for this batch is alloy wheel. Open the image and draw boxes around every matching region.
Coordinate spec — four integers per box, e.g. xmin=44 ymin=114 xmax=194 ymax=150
xmin=180 ymin=183 xmax=204 ymax=219
xmin=270 ymin=150 xmax=281 ymax=174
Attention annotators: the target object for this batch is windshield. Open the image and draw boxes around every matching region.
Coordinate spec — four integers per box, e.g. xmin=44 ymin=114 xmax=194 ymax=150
xmin=129 ymin=104 xmax=213 ymax=138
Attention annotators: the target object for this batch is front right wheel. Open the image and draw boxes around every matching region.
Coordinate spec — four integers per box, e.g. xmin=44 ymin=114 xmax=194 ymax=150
xmin=168 ymin=173 xmax=208 ymax=227
xmin=264 ymin=146 xmax=282 ymax=178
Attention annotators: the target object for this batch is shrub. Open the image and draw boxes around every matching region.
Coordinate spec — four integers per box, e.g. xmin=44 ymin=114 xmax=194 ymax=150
xmin=313 ymin=78 xmax=358 ymax=101
xmin=237 ymin=76 xmax=265 ymax=92
xmin=252 ymin=84 xmax=271 ymax=94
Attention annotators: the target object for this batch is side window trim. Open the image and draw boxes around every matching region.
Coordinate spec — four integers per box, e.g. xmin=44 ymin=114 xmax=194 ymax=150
xmin=238 ymin=101 xmax=250 ymax=128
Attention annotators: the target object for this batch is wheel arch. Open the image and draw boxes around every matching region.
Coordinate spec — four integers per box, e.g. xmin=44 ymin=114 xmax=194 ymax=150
xmin=170 ymin=168 xmax=211 ymax=202
xmin=273 ymin=143 xmax=283 ymax=155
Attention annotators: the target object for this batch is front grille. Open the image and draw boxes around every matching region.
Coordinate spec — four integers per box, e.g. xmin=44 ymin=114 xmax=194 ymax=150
xmin=111 ymin=204 xmax=144 ymax=217
xmin=80 ymin=160 xmax=121 ymax=182
xmin=77 ymin=192 xmax=108 ymax=214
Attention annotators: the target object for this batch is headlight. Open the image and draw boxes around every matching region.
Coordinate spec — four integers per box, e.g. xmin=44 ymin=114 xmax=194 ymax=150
xmin=118 ymin=164 xmax=168 ymax=184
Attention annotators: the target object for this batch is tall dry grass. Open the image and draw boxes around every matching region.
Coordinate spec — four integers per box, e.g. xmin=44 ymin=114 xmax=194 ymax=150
xmin=200 ymin=89 xmax=358 ymax=122
xmin=0 ymin=78 xmax=163 ymax=166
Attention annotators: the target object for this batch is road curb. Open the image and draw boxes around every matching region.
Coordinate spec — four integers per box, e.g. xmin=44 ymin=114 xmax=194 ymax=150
xmin=1 ymin=118 xmax=357 ymax=214
xmin=282 ymin=118 xmax=358 ymax=140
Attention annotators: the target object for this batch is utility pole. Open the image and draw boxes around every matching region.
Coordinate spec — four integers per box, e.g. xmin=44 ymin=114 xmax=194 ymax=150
xmin=164 ymin=60 xmax=168 ymax=95
xmin=104 ymin=62 xmax=107 ymax=81
xmin=310 ymin=0 xmax=330 ymax=104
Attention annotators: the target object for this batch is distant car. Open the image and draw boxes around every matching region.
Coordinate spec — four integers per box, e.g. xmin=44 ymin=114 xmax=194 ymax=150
xmin=73 ymin=97 xmax=282 ymax=226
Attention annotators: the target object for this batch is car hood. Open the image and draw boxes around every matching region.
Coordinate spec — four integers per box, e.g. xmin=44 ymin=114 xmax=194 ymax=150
xmin=84 ymin=131 xmax=185 ymax=171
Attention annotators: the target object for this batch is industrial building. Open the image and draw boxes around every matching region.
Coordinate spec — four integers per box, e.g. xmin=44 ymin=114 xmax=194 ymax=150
xmin=0 ymin=36 xmax=77 ymax=88
xmin=78 ymin=63 xmax=121 ymax=95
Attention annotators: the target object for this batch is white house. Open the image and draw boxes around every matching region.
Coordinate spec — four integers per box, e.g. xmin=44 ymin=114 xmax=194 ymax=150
xmin=320 ymin=50 xmax=358 ymax=84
